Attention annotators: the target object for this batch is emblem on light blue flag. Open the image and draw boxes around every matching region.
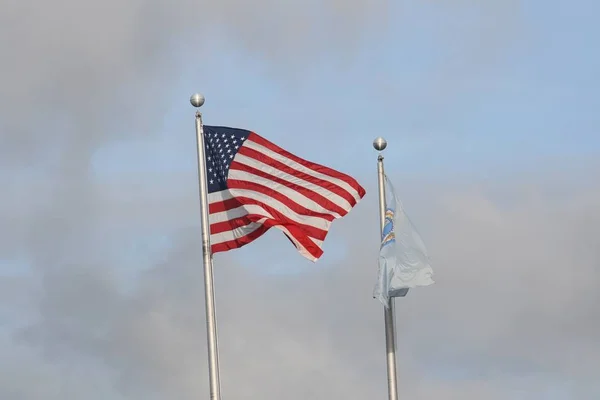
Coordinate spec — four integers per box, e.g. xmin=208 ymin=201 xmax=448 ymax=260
xmin=381 ymin=209 xmax=396 ymax=247
xmin=374 ymin=176 xmax=434 ymax=307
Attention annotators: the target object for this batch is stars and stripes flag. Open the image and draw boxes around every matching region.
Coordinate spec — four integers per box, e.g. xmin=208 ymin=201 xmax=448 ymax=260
xmin=203 ymin=125 xmax=366 ymax=261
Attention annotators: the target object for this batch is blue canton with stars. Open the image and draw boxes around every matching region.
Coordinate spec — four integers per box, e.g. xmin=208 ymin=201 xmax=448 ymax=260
xmin=203 ymin=125 xmax=251 ymax=193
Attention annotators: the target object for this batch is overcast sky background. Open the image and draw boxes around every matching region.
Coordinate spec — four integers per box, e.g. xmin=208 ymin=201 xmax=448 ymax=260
xmin=1 ymin=0 xmax=599 ymax=399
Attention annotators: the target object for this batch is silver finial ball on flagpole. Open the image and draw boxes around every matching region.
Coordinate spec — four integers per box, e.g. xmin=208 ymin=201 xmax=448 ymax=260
xmin=190 ymin=93 xmax=205 ymax=108
xmin=373 ymin=137 xmax=387 ymax=151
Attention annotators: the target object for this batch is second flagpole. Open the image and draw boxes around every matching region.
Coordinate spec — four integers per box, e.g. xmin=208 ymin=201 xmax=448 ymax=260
xmin=374 ymin=137 xmax=399 ymax=400
xmin=191 ymin=93 xmax=222 ymax=400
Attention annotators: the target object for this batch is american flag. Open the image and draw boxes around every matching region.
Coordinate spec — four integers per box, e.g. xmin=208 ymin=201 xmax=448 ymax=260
xmin=203 ymin=125 xmax=366 ymax=261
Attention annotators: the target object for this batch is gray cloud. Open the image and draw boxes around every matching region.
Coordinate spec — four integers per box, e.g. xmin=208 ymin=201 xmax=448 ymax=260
xmin=0 ymin=0 xmax=522 ymax=166
xmin=1 ymin=0 xmax=387 ymax=150
xmin=2 ymin=166 xmax=599 ymax=399
xmin=1 ymin=0 xmax=597 ymax=399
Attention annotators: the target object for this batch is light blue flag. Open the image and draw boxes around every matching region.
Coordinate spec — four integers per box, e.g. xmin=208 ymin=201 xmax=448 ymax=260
xmin=374 ymin=175 xmax=434 ymax=307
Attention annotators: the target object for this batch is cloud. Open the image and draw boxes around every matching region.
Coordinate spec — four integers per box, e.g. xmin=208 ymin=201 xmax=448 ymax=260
xmin=0 ymin=0 xmax=389 ymax=161
xmin=0 ymin=0 xmax=525 ymax=167
xmin=2 ymin=165 xmax=599 ymax=399
xmin=1 ymin=0 xmax=597 ymax=399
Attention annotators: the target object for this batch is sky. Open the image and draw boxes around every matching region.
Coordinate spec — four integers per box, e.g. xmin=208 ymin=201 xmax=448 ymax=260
xmin=1 ymin=0 xmax=599 ymax=399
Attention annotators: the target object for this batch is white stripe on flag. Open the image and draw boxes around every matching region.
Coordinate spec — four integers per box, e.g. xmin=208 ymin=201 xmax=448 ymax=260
xmin=226 ymin=187 xmax=331 ymax=232
xmin=210 ymin=221 xmax=266 ymax=245
xmin=244 ymin=140 xmax=361 ymax=202
xmin=232 ymin=154 xmax=350 ymax=214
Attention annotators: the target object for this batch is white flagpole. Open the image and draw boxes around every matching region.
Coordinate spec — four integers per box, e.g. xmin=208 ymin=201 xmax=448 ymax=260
xmin=191 ymin=93 xmax=222 ymax=400
xmin=373 ymin=137 xmax=399 ymax=400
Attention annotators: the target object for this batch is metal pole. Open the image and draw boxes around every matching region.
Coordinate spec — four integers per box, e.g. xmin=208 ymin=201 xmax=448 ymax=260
xmin=373 ymin=137 xmax=398 ymax=400
xmin=191 ymin=93 xmax=222 ymax=400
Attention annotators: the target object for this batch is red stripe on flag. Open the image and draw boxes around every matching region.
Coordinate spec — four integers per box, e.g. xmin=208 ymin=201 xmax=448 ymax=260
xmin=211 ymin=224 xmax=270 ymax=253
xmin=209 ymin=197 xmax=242 ymax=214
xmin=225 ymin=193 xmax=329 ymax=241
xmin=233 ymin=148 xmax=356 ymax=211
xmin=247 ymin=132 xmax=366 ymax=198
xmin=210 ymin=215 xmax=254 ymax=235
xmin=212 ymin=217 xmax=324 ymax=260
xmin=227 ymin=179 xmax=335 ymax=228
